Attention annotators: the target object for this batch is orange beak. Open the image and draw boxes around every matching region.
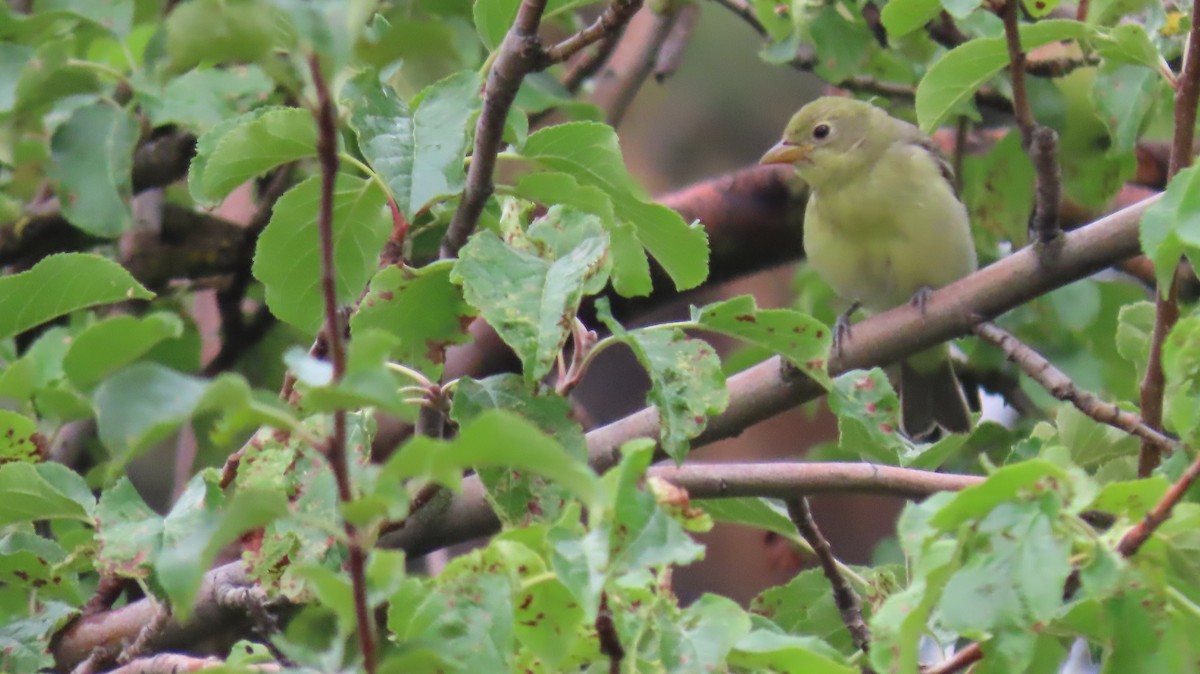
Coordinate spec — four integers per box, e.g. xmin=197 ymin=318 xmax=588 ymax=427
xmin=759 ymin=141 xmax=809 ymax=165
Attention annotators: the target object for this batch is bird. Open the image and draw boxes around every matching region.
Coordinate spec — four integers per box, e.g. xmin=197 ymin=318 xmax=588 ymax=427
xmin=760 ymin=96 xmax=977 ymax=438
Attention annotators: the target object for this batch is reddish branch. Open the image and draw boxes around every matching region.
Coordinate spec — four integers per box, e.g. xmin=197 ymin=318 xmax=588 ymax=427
xmin=307 ymin=55 xmax=377 ymax=674
xmin=1117 ymin=448 xmax=1200 ymax=556
xmin=785 ymin=498 xmax=871 ymax=655
xmin=974 ymin=322 xmax=1177 ymax=453
xmin=1139 ymin=0 xmax=1200 ymax=477
xmin=596 ymin=592 xmax=625 ymax=674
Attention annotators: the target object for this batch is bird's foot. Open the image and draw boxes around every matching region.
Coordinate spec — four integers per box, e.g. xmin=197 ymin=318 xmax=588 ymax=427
xmin=909 ymin=287 xmax=934 ymax=315
xmin=833 ymin=301 xmax=862 ymax=358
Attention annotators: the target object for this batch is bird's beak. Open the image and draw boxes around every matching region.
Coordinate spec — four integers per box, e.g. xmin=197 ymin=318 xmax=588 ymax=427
xmin=760 ymin=141 xmax=809 ymax=165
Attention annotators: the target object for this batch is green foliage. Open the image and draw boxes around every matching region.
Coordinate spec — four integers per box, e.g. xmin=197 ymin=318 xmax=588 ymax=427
xmin=0 ymin=0 xmax=1195 ymax=671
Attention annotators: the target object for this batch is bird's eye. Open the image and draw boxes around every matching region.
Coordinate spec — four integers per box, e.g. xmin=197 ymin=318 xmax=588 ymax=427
xmin=813 ymin=123 xmax=831 ymax=140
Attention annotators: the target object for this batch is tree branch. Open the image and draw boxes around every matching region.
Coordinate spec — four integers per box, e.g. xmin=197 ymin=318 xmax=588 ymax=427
xmin=786 ymin=498 xmax=872 ymax=657
xmin=441 ymin=0 xmax=550 ymax=258
xmin=1118 ymin=446 xmax=1200 ymax=556
xmin=974 ymin=322 xmax=1178 ymax=452
xmin=1029 ymin=126 xmax=1063 ymax=244
xmin=307 ymin=54 xmax=376 ymax=674
xmin=1139 ymin=0 xmax=1200 ymax=477
xmin=544 ymin=0 xmax=643 ymax=64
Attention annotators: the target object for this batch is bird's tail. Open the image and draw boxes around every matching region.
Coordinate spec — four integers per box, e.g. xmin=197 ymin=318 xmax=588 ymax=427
xmin=898 ymin=346 xmax=971 ymax=439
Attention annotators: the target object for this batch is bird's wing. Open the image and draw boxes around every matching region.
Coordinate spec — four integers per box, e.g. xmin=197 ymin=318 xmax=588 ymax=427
xmin=907 ymin=136 xmax=959 ymax=198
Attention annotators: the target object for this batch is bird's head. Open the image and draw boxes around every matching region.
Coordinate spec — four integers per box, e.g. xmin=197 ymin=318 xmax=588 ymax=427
xmin=760 ymin=96 xmax=889 ymax=189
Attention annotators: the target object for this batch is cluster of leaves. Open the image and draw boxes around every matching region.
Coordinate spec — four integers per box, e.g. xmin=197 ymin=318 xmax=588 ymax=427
xmin=2 ymin=0 xmax=1200 ymax=673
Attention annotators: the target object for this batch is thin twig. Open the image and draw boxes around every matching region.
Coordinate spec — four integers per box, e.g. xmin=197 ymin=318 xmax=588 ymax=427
xmin=973 ymin=322 xmax=1178 ymax=453
xmin=1118 ymin=447 xmax=1200 ymax=556
xmin=597 ymin=7 xmax=679 ymax=127
xmin=654 ymin=2 xmax=699 ymax=82
xmin=1139 ymin=0 xmax=1200 ymax=477
xmin=785 ymin=498 xmax=872 ymax=655
xmin=1000 ymin=0 xmax=1035 ymax=148
xmin=1029 ymin=126 xmax=1062 ymax=244
xmin=561 ymin=33 xmax=622 ymax=93
xmin=441 ymin=0 xmax=550 ymax=258
xmin=925 ymin=642 xmax=983 ymax=674
xmin=544 ymin=0 xmax=643 ymax=64
xmin=596 ymin=592 xmax=624 ymax=674
xmin=307 ymin=54 xmax=377 ymax=674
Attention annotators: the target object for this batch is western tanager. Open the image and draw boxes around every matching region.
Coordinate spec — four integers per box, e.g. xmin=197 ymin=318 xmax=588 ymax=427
xmin=760 ymin=96 xmax=976 ymax=437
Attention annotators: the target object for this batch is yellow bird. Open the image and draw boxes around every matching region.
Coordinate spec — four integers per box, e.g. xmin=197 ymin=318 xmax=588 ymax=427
xmin=760 ymin=96 xmax=976 ymax=437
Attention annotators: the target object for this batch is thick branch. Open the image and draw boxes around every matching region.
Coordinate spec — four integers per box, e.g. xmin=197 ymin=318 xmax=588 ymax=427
xmin=384 ymin=194 xmax=1158 ymax=556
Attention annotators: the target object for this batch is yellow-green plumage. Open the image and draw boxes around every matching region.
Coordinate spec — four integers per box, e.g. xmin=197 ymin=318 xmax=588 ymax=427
xmin=761 ymin=97 xmax=976 ymax=437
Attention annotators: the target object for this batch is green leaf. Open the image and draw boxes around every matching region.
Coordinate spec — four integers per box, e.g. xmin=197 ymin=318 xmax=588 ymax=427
xmin=0 ymin=462 xmax=93 ymax=526
xmin=344 ymin=69 xmax=481 ymax=219
xmin=49 ymin=102 xmax=138 ymax=237
xmin=754 ymin=566 xmax=902 ymax=654
xmin=916 ymin=20 xmax=1095 ymax=132
xmin=1094 ymin=23 xmax=1163 ymax=69
xmin=1116 ymin=300 xmax=1155 ymax=381
xmin=165 ymin=0 xmax=284 ymax=73
xmin=0 ymin=532 xmax=80 ymax=603
xmin=598 ymin=302 xmax=728 ymax=463
xmin=0 ymin=43 xmax=35 ymax=113
xmin=32 ymin=0 xmax=134 ymax=36
xmin=601 ymin=440 xmax=706 ymax=575
xmin=827 ymin=368 xmax=907 ymax=464
xmin=692 ymin=295 xmax=832 ymax=387
xmin=93 ymin=364 xmax=275 ymax=464
xmin=963 ymin=129 xmax=1034 ymax=248
xmin=391 ymin=409 xmax=600 ymax=506
xmin=451 ymin=216 xmax=609 ymax=383
xmin=63 ymin=313 xmax=184 ymax=390
xmin=1164 ymin=314 xmax=1200 ymax=445
xmin=929 ymin=459 xmax=1068 ymax=529
xmin=351 ymin=261 xmax=475 ymax=380
xmin=95 ymin=477 xmax=162 ymax=578
xmin=521 ymin=122 xmax=709 ymax=292
xmin=0 ymin=410 xmax=40 ymax=463
xmin=472 ymin=0 xmax=597 ymax=51
xmin=661 ymin=594 xmax=752 ymax=671
xmin=188 ymin=107 xmax=269 ymax=205
xmin=879 ymin=0 xmax=940 ymax=38
xmin=1023 ymin=0 xmax=1061 ymax=16
xmin=157 ymin=475 xmax=288 ymax=617
xmin=0 ymin=254 xmax=152 ymax=341
xmin=702 ymin=497 xmax=803 ymax=546
xmin=451 ymin=374 xmax=587 ymax=525
xmin=513 ymin=171 xmax=652 ymax=297
xmin=199 ymin=107 xmax=317 ymax=204
xmin=390 ymin=570 xmax=514 ymax=671
xmin=1092 ymin=64 xmax=1162 ymax=156
xmin=141 ymin=66 xmax=275 ymax=133
xmin=1140 ymin=163 xmax=1200 ymax=293
xmin=293 ymin=329 xmax=417 ymax=418
xmin=252 ymin=174 xmax=392 ymax=333
xmin=936 ymin=502 xmax=1071 ymax=635
xmin=11 ymin=38 xmax=101 ymax=115
xmin=0 ymin=600 xmax=77 ymax=673
xmin=730 ymin=630 xmax=858 ymax=674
